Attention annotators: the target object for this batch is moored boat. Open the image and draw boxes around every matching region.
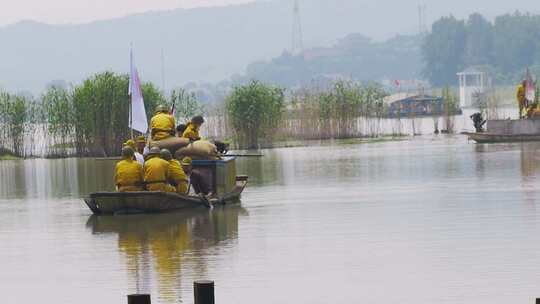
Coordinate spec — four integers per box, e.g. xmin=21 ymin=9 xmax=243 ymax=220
xmin=465 ymin=119 xmax=540 ymax=143
xmin=463 ymin=132 xmax=540 ymax=143
xmin=84 ymin=157 xmax=248 ymax=215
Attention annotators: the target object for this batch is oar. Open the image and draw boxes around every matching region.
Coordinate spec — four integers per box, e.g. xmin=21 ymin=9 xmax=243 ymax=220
xmin=222 ymin=154 xmax=264 ymax=157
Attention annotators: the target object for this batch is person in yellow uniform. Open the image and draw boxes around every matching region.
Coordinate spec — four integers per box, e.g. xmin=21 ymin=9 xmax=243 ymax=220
xmin=182 ymin=116 xmax=204 ymax=141
xmin=124 ymin=139 xmax=144 ymax=165
xmin=150 ymin=105 xmax=176 ymax=141
xmin=181 ymin=157 xmax=213 ymax=196
xmin=160 ymin=149 xmax=189 ymax=194
xmin=136 ymin=135 xmax=149 ymax=156
xmin=114 ymin=146 xmax=144 ymax=192
xmin=144 ymin=146 xmax=176 ymax=192
xmin=517 ymin=80 xmax=527 ymax=119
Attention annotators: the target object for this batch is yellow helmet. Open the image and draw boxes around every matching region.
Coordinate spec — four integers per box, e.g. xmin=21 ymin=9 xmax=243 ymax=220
xmin=124 ymin=139 xmax=136 ymax=149
xmin=181 ymin=157 xmax=192 ymax=166
xmin=136 ymin=135 xmax=146 ymax=143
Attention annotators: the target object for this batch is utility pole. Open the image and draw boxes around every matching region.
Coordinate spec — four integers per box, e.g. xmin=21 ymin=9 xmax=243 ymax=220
xmin=291 ymin=0 xmax=304 ymax=55
xmin=160 ymin=48 xmax=166 ymax=94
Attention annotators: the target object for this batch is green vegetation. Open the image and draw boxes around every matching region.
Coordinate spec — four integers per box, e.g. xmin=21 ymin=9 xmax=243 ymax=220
xmin=69 ymin=73 xmax=159 ymax=156
xmin=423 ymin=12 xmax=540 ymax=86
xmin=226 ymin=81 xmax=285 ymax=149
xmin=0 ymin=154 xmax=20 ymax=160
xmin=441 ymin=87 xmax=459 ymax=133
xmin=0 ymin=92 xmax=38 ymax=158
xmin=1 ymin=74 xmax=451 ymax=158
xmin=170 ymin=88 xmax=205 ymax=123
xmin=285 ymin=80 xmax=388 ymax=140
xmin=6 ymin=72 xmax=165 ymax=158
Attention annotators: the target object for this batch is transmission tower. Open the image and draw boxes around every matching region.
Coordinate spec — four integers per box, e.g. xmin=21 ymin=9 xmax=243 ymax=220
xmin=291 ymin=0 xmax=304 ymax=55
xmin=417 ymin=4 xmax=428 ymax=35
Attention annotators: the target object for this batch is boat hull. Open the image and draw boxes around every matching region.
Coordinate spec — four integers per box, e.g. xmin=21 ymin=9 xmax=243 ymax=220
xmin=84 ymin=179 xmax=247 ymax=215
xmin=463 ymin=132 xmax=540 ymax=143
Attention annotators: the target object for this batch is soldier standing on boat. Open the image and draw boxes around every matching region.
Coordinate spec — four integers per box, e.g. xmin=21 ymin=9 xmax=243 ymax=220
xmin=517 ymin=80 xmax=528 ymax=119
xmin=181 ymin=157 xmax=213 ymax=197
xmin=151 ymin=105 xmax=176 ymax=141
xmin=114 ymin=146 xmax=144 ymax=192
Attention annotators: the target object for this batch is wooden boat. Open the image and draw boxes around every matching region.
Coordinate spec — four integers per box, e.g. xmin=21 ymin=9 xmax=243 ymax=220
xmin=464 ymin=119 xmax=540 ymax=143
xmin=84 ymin=175 xmax=247 ymax=215
xmin=463 ymin=132 xmax=540 ymax=143
xmin=84 ymin=157 xmax=248 ymax=215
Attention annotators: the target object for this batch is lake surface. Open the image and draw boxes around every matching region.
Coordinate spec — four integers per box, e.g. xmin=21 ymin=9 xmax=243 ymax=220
xmin=2 ymin=135 xmax=540 ymax=304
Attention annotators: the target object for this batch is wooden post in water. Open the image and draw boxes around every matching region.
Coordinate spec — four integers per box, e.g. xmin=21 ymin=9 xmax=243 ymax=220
xmin=127 ymin=294 xmax=151 ymax=304
xmin=194 ymin=280 xmax=215 ymax=304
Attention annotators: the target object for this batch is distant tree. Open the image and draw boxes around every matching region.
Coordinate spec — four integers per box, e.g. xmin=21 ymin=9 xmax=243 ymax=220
xmin=226 ymin=81 xmax=285 ymax=149
xmin=42 ymin=85 xmax=74 ymax=156
xmin=422 ymin=16 xmax=467 ymax=86
xmin=71 ymin=72 xmax=164 ymax=156
xmin=493 ymin=12 xmax=540 ymax=75
xmin=463 ymin=13 xmax=494 ymax=66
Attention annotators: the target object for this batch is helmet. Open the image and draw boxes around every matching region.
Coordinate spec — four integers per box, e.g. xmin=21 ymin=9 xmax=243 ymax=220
xmin=181 ymin=157 xmax=193 ymax=166
xmin=192 ymin=115 xmax=205 ymax=125
xmin=160 ymin=149 xmax=172 ymax=161
xmin=155 ymin=104 xmax=169 ymax=113
xmin=148 ymin=146 xmax=161 ymax=156
xmin=136 ymin=135 xmax=146 ymax=143
xmin=121 ymin=146 xmax=135 ymax=158
xmin=124 ymin=139 xmax=136 ymax=149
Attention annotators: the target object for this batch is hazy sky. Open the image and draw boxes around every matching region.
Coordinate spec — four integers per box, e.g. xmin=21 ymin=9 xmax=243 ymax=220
xmin=0 ymin=0 xmax=254 ymax=26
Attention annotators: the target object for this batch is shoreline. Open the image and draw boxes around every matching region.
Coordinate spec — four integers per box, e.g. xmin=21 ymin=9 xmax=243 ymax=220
xmin=0 ymin=135 xmax=414 ymax=161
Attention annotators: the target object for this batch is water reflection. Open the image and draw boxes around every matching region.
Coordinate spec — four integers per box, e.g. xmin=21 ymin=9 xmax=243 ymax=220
xmin=0 ymin=158 xmax=117 ymax=199
xmin=86 ymin=206 xmax=247 ymax=304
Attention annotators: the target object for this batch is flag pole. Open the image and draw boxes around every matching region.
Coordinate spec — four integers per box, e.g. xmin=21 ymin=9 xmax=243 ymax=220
xmin=129 ymin=43 xmax=134 ymax=140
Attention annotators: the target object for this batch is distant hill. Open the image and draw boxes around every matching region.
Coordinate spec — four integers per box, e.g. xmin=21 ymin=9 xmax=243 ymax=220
xmin=243 ymin=34 xmax=423 ymax=88
xmin=1 ymin=0 xmax=540 ymax=93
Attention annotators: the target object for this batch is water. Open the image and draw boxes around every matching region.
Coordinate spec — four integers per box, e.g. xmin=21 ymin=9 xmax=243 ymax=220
xmin=1 ymin=135 xmax=540 ymax=304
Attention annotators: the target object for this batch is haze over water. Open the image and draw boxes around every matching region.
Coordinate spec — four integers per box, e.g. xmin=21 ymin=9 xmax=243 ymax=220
xmin=1 ymin=136 xmax=540 ymax=303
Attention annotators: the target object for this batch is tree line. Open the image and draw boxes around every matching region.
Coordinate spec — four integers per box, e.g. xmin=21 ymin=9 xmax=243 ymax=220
xmin=1 ymin=71 xmax=464 ymax=158
xmin=0 ymin=72 xmax=205 ymax=158
xmin=423 ymin=12 xmax=540 ymax=86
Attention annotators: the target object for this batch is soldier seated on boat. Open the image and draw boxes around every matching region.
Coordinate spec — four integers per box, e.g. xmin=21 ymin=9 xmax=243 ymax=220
xmin=114 ymin=146 xmax=144 ymax=192
xmin=160 ymin=149 xmax=189 ymax=195
xmin=182 ymin=116 xmax=204 ymax=142
xmin=150 ymin=105 xmax=176 ymax=141
xmin=136 ymin=135 xmax=149 ymax=157
xmin=144 ymin=146 xmax=176 ymax=193
xmin=181 ymin=157 xmax=213 ymax=197
xmin=124 ymin=139 xmax=144 ymax=165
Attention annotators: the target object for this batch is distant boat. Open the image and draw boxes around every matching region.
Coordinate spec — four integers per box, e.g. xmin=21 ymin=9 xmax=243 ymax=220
xmin=464 ymin=119 xmax=540 ymax=143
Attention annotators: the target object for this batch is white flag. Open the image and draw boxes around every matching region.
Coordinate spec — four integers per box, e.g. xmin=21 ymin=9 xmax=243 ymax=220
xmin=129 ymin=47 xmax=148 ymax=134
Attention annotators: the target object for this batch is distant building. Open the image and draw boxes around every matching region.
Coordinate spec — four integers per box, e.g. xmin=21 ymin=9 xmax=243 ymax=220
xmin=457 ymin=66 xmax=491 ymax=108
xmin=383 ymin=93 xmax=457 ymax=118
